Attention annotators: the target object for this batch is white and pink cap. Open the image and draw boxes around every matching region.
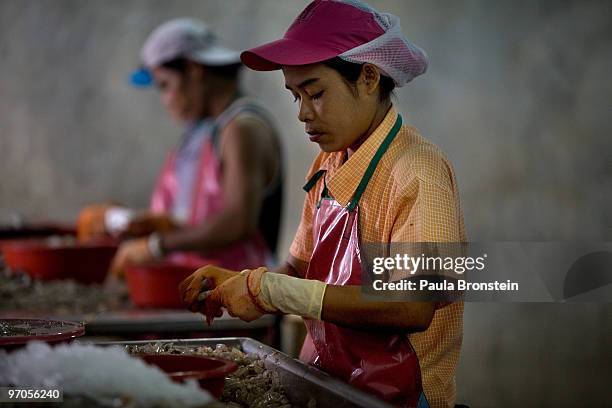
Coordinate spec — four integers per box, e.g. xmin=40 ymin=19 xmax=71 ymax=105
xmin=131 ymin=18 xmax=241 ymax=87
xmin=241 ymin=0 xmax=428 ymax=86
xmin=141 ymin=18 xmax=241 ymax=69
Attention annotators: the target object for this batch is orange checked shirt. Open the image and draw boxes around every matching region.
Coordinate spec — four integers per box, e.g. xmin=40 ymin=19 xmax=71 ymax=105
xmin=290 ymin=106 xmax=466 ymax=408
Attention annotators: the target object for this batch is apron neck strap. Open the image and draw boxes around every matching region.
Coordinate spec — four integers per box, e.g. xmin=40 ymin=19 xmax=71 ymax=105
xmin=303 ymin=169 xmax=326 ymax=193
xmin=347 ymin=114 xmax=402 ymax=212
xmin=301 ymin=115 xmax=402 ymax=209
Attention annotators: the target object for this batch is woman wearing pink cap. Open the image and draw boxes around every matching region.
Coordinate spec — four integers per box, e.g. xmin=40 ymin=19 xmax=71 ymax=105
xmin=181 ymin=2 xmax=466 ymax=407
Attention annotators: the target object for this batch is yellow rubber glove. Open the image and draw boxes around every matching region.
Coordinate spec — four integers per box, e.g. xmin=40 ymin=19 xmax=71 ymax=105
xmin=204 ymin=269 xmax=268 ymax=323
xmin=179 ymin=265 xmax=240 ymax=324
xmin=247 ymin=268 xmax=327 ymax=320
xmin=183 ymin=267 xmax=328 ymax=324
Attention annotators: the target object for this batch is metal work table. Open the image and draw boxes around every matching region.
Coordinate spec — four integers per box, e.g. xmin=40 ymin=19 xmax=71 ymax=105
xmin=97 ymin=337 xmax=394 ymax=408
xmin=0 ymin=309 xmax=279 ymax=344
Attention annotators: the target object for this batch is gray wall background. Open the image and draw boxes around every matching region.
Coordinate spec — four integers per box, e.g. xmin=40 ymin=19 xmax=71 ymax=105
xmin=0 ymin=0 xmax=610 ymax=406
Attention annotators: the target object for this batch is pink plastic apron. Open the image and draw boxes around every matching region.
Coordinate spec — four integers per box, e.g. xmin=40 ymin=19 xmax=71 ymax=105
xmin=150 ymin=101 xmax=271 ymax=271
xmin=299 ymin=116 xmax=428 ymax=407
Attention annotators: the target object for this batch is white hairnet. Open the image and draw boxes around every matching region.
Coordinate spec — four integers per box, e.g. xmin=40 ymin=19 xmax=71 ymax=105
xmin=336 ymin=0 xmax=429 ymax=86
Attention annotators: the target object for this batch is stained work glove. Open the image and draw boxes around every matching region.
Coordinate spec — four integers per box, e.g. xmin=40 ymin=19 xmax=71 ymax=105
xmin=204 ymin=269 xmax=269 ymax=323
xmin=250 ymin=270 xmax=327 ymax=320
xmin=78 ymin=205 xmax=176 ymax=241
xmin=77 ymin=203 xmax=114 ymax=241
xmin=180 ymin=266 xmax=327 ymax=324
xmin=121 ymin=212 xmax=177 ymax=238
xmin=179 ymin=265 xmax=240 ymax=325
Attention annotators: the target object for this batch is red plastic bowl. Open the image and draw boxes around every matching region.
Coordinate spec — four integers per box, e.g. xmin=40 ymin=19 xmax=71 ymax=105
xmin=0 ymin=223 xmax=76 ymax=240
xmin=2 ymin=239 xmax=118 ymax=284
xmin=0 ymin=318 xmax=85 ymax=350
xmin=139 ymin=354 xmax=238 ymax=398
xmin=0 ymin=224 xmax=76 ymax=252
xmin=125 ymin=255 xmax=216 ymax=309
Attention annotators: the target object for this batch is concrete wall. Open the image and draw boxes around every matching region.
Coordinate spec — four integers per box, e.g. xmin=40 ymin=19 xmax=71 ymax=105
xmin=1 ymin=1 xmax=610 ymax=406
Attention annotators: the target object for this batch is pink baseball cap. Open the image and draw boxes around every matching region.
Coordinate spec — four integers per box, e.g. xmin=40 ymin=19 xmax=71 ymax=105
xmin=241 ymin=0 xmax=428 ymax=86
xmin=241 ymin=1 xmax=384 ymax=70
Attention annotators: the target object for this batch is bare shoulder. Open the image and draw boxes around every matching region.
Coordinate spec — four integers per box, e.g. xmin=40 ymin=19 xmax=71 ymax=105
xmin=218 ymin=112 xmax=281 ymax=186
xmin=220 ymin=115 xmax=271 ymax=146
xmin=218 ymin=114 xmax=278 ymax=163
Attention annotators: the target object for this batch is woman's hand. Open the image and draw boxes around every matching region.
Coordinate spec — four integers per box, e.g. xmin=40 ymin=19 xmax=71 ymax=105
xmin=180 ymin=266 xmax=271 ymax=324
xmin=108 ymin=238 xmax=153 ymax=279
xmin=179 ymin=265 xmax=242 ymax=324
xmin=122 ymin=212 xmax=177 ymax=238
xmin=204 ymin=270 xmax=267 ymax=323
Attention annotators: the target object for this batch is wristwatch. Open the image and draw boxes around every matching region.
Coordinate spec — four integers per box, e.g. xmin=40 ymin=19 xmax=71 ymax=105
xmin=147 ymin=232 xmax=166 ymax=259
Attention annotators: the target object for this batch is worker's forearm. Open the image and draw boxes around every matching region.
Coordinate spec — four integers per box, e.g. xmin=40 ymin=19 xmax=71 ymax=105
xmin=321 ymin=285 xmax=435 ymax=332
xmin=270 ymin=256 xmax=308 ymax=277
xmin=270 ymin=262 xmax=297 ymax=277
xmin=256 ymin=272 xmax=435 ymax=333
xmin=161 ymin=207 xmax=256 ymax=253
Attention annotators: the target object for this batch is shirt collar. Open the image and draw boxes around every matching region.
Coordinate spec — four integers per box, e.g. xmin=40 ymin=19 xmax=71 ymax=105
xmin=324 ymin=105 xmax=399 ymax=207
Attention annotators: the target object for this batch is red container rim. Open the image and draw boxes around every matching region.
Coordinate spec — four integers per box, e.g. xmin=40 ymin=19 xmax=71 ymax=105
xmin=0 ymin=223 xmax=76 ymax=239
xmin=139 ymin=354 xmax=238 ymax=380
xmin=2 ymin=238 xmax=118 ymax=252
xmin=127 ymin=258 xmax=213 ymax=273
xmin=0 ymin=319 xmax=85 ymax=346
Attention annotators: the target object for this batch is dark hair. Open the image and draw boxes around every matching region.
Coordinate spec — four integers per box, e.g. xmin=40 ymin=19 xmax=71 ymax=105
xmin=323 ymin=57 xmax=395 ymax=103
xmin=161 ymin=58 xmax=243 ymax=80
